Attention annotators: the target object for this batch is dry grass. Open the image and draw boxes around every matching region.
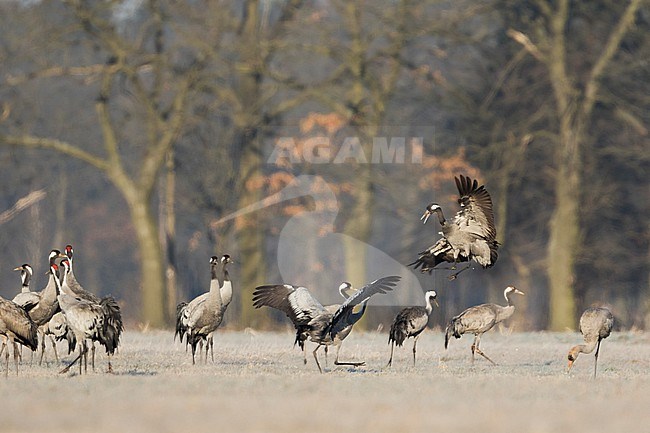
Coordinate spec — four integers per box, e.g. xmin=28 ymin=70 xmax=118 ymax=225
xmin=0 ymin=330 xmax=649 ymax=433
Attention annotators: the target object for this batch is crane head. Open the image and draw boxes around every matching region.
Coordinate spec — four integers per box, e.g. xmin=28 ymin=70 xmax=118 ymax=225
xmin=425 ymin=290 xmax=439 ymax=307
xmin=421 ymin=203 xmax=441 ymax=225
xmin=567 ymin=346 xmax=580 ymax=373
xmin=338 ymin=282 xmax=355 ymax=299
xmin=13 ymin=264 xmax=33 ymax=275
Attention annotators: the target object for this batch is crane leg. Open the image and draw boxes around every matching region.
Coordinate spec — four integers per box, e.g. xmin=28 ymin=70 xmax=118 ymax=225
xmin=0 ymin=341 xmax=5 ymax=358
xmin=593 ymin=339 xmax=602 ymax=378
xmin=472 ymin=335 xmax=496 ymax=365
xmin=82 ymin=343 xmax=88 ymax=373
xmin=413 ymin=336 xmax=419 ymax=366
xmin=386 ymin=341 xmax=395 ymax=368
xmin=191 ymin=337 xmax=197 ymax=365
xmin=333 ymin=343 xmax=366 ymax=368
xmin=312 ymin=344 xmax=323 ymax=373
xmin=12 ymin=341 xmax=20 ymax=376
xmin=38 ymin=331 xmax=46 ymax=365
xmin=210 ymin=336 xmax=214 ymax=363
xmin=448 ymin=263 xmax=472 ymax=281
xmin=324 ymin=346 xmax=328 ymax=367
xmin=4 ymin=337 xmax=9 ymax=378
xmin=303 ymin=346 xmax=307 ymax=365
xmin=59 ymin=340 xmax=85 ymax=375
xmin=49 ymin=335 xmax=59 ymax=362
xmin=91 ymin=343 xmax=95 ymax=372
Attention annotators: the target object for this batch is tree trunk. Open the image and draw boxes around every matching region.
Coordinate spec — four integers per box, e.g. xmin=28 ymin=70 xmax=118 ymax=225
xmin=127 ymin=194 xmax=166 ymax=328
xmin=343 ymin=167 xmax=373 ymax=288
xmin=547 ymin=131 xmax=580 ymax=330
xmin=236 ymin=146 xmax=267 ymax=327
xmin=162 ymin=149 xmax=177 ymax=324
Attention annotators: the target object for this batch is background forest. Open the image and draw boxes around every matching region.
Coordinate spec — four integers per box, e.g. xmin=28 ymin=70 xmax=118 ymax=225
xmin=0 ymin=0 xmax=648 ymax=332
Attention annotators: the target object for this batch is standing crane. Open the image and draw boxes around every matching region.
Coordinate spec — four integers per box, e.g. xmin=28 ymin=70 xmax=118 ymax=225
xmin=252 ymin=282 xmax=356 ymax=366
xmin=567 ymin=307 xmax=614 ymax=378
xmin=386 ymin=290 xmax=438 ymax=367
xmin=9 ymin=263 xmax=72 ymax=362
xmin=55 ymin=260 xmax=111 ymax=375
xmin=62 ymin=245 xmax=122 ymax=370
xmin=410 ymin=175 xmax=499 ymax=279
xmin=12 ymin=264 xmax=37 ymax=309
xmin=17 ymin=250 xmax=66 ymax=364
xmin=175 ymin=255 xmax=233 ymax=364
xmin=444 ymin=286 xmax=524 ymax=365
xmin=253 ymin=275 xmax=400 ymax=373
xmin=0 ymin=296 xmax=38 ymax=376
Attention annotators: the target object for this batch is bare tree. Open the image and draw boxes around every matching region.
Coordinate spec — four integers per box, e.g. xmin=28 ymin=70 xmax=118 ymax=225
xmin=1 ymin=1 xmax=198 ymax=327
xmin=507 ymin=0 xmax=643 ymax=329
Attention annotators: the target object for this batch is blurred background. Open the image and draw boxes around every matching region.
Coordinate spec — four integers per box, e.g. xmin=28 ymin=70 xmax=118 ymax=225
xmin=0 ymin=0 xmax=648 ymax=331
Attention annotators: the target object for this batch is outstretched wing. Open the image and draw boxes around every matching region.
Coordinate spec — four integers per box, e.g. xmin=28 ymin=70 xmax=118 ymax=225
xmin=252 ymin=284 xmax=326 ymax=327
xmin=454 ymin=174 xmax=497 ymax=242
xmin=328 ymin=276 xmax=401 ymax=334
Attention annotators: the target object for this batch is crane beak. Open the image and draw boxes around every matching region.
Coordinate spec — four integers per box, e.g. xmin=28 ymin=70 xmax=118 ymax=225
xmin=514 ymin=289 xmax=525 ymax=296
xmin=420 ymin=210 xmax=432 ymax=224
xmin=433 ymin=299 xmax=440 ymax=308
xmin=567 ymin=359 xmax=574 ymax=373
xmin=13 ymin=266 xmax=21 ymax=271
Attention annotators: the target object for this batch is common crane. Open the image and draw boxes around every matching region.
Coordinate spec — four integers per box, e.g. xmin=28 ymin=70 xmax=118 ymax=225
xmin=55 ymin=260 xmax=111 ymax=375
xmin=9 ymin=263 xmax=72 ymax=362
xmin=17 ymin=250 xmax=66 ymax=364
xmin=0 ymin=296 xmax=38 ymax=376
xmin=410 ymin=175 xmax=499 ymax=279
xmin=63 ymin=245 xmax=122 ymax=370
xmin=387 ymin=290 xmax=438 ymax=367
xmin=253 ymin=275 xmax=401 ymax=373
xmin=567 ymin=307 xmax=614 ymax=378
xmin=444 ymin=286 xmax=524 ymax=365
xmin=175 ymin=255 xmax=233 ymax=364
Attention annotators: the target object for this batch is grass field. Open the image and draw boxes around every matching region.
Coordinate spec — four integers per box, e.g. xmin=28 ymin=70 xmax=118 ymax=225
xmin=1 ymin=329 xmax=649 ymax=433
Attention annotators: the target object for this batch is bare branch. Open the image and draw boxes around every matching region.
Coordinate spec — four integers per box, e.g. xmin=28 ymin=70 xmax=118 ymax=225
xmin=0 ymin=135 xmax=109 ymax=170
xmin=507 ymin=29 xmax=546 ymax=62
xmin=0 ymin=190 xmax=46 ymax=225
xmin=582 ymin=0 xmax=643 ymax=117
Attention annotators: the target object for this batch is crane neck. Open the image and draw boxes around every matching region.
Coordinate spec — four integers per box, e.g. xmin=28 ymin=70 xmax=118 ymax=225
xmin=572 ymin=341 xmax=598 ymax=357
xmin=504 ymin=291 xmax=516 ymax=307
xmin=425 ymin=297 xmax=434 ymax=315
xmin=59 ymin=267 xmax=75 ymax=297
xmin=220 ymin=272 xmax=233 ymax=307
xmin=348 ymin=301 xmax=368 ymax=326
xmin=20 ymin=271 xmax=31 ymax=292
xmin=433 ymin=208 xmax=446 ymax=226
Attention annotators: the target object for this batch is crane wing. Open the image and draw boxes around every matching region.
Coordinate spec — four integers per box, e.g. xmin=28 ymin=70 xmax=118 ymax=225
xmin=454 ymin=174 xmax=497 ymax=242
xmin=328 ymin=275 xmax=401 ymax=333
xmin=12 ymin=292 xmax=41 ymax=312
xmin=252 ymin=284 xmax=326 ymax=326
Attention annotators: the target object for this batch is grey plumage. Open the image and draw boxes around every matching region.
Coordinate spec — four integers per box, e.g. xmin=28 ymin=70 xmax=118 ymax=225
xmin=387 ymin=290 xmax=438 ymax=367
xmin=23 ymin=250 xmax=63 ymax=327
xmin=17 ymin=251 xmax=67 ymax=365
xmin=176 ymin=255 xmax=233 ymax=364
xmin=444 ymin=286 xmax=524 ymax=365
xmin=55 ymin=260 xmax=112 ymax=375
xmin=410 ymin=175 xmax=499 ymax=278
xmin=253 ymin=275 xmax=401 ymax=373
xmin=567 ymin=307 xmax=614 ymax=377
xmin=0 ymin=296 xmax=38 ymax=376
xmin=12 ymin=264 xmax=39 ymax=312
xmin=63 ymin=245 xmax=123 ymax=362
xmin=43 ymin=311 xmax=76 ymax=355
